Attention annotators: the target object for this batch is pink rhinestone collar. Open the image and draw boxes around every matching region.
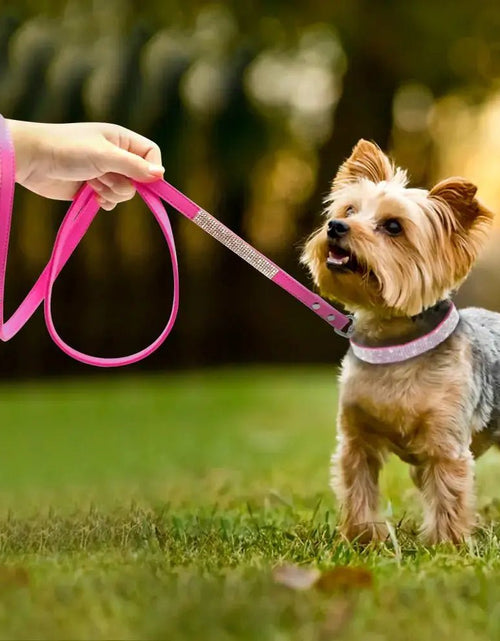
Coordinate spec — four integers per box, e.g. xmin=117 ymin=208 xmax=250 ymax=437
xmin=349 ymin=303 xmax=460 ymax=364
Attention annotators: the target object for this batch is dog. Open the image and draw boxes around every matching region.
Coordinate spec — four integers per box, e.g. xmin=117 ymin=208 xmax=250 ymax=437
xmin=301 ymin=139 xmax=499 ymax=544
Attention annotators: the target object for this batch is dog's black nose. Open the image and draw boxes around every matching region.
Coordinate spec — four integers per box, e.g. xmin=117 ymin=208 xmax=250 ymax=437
xmin=327 ymin=220 xmax=350 ymax=239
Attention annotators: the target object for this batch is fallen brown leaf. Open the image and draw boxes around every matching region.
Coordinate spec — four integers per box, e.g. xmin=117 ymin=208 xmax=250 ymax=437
xmin=316 ymin=566 xmax=373 ymax=593
xmin=273 ymin=563 xmax=373 ymax=594
xmin=273 ymin=564 xmax=370 ymax=638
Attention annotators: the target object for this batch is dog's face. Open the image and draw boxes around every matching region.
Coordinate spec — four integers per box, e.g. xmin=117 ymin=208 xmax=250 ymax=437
xmin=301 ymin=140 xmax=494 ymax=316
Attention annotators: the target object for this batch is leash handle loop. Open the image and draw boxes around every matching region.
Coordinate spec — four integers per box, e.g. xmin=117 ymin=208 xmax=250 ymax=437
xmin=0 ymin=115 xmax=351 ymax=367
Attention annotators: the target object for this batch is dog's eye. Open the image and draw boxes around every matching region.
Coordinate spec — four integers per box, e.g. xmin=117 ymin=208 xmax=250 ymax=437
xmin=345 ymin=205 xmax=356 ymax=217
xmin=382 ymin=219 xmax=402 ymax=236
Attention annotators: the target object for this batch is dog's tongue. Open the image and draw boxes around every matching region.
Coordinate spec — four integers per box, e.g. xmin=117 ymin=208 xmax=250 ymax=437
xmin=327 ymin=248 xmax=349 ymax=266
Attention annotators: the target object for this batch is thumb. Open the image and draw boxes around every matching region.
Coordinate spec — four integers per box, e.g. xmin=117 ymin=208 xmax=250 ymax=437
xmin=100 ymin=143 xmax=164 ymax=182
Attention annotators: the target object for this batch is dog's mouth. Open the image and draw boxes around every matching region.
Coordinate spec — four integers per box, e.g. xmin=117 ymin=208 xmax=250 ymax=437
xmin=326 ymin=243 xmax=361 ymax=273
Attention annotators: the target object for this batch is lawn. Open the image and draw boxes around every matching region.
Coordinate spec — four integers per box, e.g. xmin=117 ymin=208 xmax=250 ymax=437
xmin=0 ymin=367 xmax=500 ymax=639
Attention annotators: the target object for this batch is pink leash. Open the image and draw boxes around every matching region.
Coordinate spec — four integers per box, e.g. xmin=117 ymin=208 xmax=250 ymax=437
xmin=0 ymin=116 xmax=353 ymax=367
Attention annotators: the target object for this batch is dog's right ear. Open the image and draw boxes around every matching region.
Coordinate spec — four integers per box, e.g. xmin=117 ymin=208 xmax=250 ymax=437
xmin=332 ymin=139 xmax=394 ymax=192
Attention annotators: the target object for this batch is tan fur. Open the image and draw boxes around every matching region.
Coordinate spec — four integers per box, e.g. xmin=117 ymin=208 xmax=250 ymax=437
xmin=302 ymin=140 xmax=495 ymax=544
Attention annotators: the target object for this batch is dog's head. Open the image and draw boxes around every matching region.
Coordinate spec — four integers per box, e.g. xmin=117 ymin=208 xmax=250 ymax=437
xmin=301 ymin=140 xmax=494 ymax=316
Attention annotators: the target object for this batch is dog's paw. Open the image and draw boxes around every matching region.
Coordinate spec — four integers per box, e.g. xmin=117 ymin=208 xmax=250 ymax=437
xmin=340 ymin=521 xmax=389 ymax=545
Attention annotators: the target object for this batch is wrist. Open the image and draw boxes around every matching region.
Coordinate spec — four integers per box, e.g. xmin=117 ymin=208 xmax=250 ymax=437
xmin=5 ymin=119 xmax=39 ymax=185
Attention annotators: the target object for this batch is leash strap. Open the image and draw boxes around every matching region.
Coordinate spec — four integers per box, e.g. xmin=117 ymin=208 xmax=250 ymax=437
xmin=148 ymin=179 xmax=353 ymax=336
xmin=0 ymin=116 xmax=352 ymax=367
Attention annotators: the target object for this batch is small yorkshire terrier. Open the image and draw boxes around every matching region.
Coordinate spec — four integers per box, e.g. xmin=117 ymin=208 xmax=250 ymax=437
xmin=301 ymin=139 xmax=498 ymax=544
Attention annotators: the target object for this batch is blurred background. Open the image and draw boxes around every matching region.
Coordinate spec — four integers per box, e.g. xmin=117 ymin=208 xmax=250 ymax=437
xmin=1 ymin=0 xmax=500 ymax=377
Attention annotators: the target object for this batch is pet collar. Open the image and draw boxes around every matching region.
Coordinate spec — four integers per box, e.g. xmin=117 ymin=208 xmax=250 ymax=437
xmin=349 ymin=303 xmax=460 ymax=364
xmin=0 ymin=115 xmax=354 ymax=367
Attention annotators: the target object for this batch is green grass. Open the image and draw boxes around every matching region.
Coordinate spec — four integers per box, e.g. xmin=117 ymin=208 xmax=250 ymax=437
xmin=0 ymin=367 xmax=500 ymax=639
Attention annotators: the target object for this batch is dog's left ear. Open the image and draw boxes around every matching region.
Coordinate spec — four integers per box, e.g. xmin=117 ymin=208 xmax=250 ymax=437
xmin=429 ymin=177 xmax=494 ymax=280
xmin=429 ymin=177 xmax=489 ymax=229
xmin=332 ymin=139 xmax=394 ymax=192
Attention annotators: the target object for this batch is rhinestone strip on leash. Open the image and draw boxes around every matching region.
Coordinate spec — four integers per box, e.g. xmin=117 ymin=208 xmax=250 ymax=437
xmin=0 ymin=115 xmax=353 ymax=367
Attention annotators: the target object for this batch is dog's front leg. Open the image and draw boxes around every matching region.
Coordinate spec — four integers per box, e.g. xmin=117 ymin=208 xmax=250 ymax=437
xmin=417 ymin=454 xmax=475 ymax=544
xmin=332 ymin=427 xmax=385 ymax=543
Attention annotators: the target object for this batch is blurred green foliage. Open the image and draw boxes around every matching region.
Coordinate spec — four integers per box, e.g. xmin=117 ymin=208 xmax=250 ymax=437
xmin=0 ymin=0 xmax=499 ymax=376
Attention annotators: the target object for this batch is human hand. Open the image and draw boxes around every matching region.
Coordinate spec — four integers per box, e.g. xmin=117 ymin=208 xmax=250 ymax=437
xmin=6 ymin=120 xmax=164 ymax=210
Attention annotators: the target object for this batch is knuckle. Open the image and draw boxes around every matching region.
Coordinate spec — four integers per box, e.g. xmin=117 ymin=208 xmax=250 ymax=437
xmin=116 ymin=181 xmax=135 ymax=196
xmin=97 ymin=185 xmax=112 ymax=199
xmin=89 ymin=180 xmax=103 ymax=193
xmin=151 ymin=142 xmax=162 ymax=160
xmin=105 ymin=175 xmax=117 ymax=189
xmin=107 ymin=175 xmax=134 ymax=195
